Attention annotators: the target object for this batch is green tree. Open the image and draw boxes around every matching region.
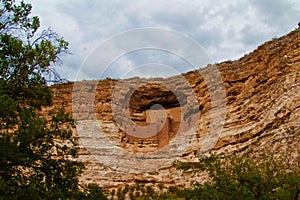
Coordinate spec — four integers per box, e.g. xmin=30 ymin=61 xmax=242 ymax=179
xmin=174 ymin=151 xmax=300 ymax=200
xmin=0 ymin=1 xmax=107 ymax=199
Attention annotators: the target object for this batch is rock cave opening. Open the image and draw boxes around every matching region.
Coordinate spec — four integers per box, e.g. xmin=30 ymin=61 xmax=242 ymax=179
xmin=120 ymin=84 xmax=182 ymax=152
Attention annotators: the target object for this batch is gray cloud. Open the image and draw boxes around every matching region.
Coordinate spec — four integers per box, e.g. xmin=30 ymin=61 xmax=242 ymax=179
xmin=27 ymin=0 xmax=300 ymax=81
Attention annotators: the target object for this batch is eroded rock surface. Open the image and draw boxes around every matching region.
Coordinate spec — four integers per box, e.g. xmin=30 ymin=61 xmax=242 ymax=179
xmin=50 ymin=28 xmax=300 ymax=189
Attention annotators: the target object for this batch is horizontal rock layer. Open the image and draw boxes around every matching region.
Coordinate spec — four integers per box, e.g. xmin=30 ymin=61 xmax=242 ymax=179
xmin=50 ymin=28 xmax=300 ymax=188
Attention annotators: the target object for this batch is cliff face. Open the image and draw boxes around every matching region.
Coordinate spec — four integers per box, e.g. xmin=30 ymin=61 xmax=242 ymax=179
xmin=50 ymin=28 xmax=300 ymax=188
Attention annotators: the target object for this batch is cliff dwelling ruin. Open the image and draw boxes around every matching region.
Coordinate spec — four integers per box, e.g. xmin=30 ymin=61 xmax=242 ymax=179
xmin=118 ymin=84 xmax=182 ymax=152
xmin=49 ymin=26 xmax=300 ymax=188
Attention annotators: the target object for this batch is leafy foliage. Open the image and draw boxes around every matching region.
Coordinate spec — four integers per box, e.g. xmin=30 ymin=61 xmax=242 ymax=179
xmin=0 ymin=1 xmax=107 ymax=199
xmin=1 ymin=1 xmax=298 ymax=200
xmin=113 ymin=151 xmax=299 ymax=200
xmin=171 ymin=152 xmax=300 ymax=200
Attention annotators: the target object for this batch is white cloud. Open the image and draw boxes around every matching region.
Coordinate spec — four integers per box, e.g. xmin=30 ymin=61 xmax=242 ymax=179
xmin=26 ymin=0 xmax=300 ymax=81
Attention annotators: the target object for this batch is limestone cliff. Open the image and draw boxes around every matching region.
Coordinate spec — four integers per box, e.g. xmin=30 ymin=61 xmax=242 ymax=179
xmin=50 ymin=28 xmax=300 ymax=188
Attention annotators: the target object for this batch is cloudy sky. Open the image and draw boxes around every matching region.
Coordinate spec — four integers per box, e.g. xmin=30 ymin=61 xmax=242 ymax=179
xmin=27 ymin=0 xmax=300 ymax=81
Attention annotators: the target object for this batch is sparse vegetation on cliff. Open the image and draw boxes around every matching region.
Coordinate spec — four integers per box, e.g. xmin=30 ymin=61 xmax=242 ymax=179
xmin=173 ymin=152 xmax=300 ymax=200
xmin=105 ymin=150 xmax=299 ymax=200
xmin=1 ymin=1 xmax=299 ymax=199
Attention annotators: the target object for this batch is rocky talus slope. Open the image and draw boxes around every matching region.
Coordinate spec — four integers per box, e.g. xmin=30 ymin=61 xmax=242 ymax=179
xmin=50 ymin=28 xmax=300 ymax=188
